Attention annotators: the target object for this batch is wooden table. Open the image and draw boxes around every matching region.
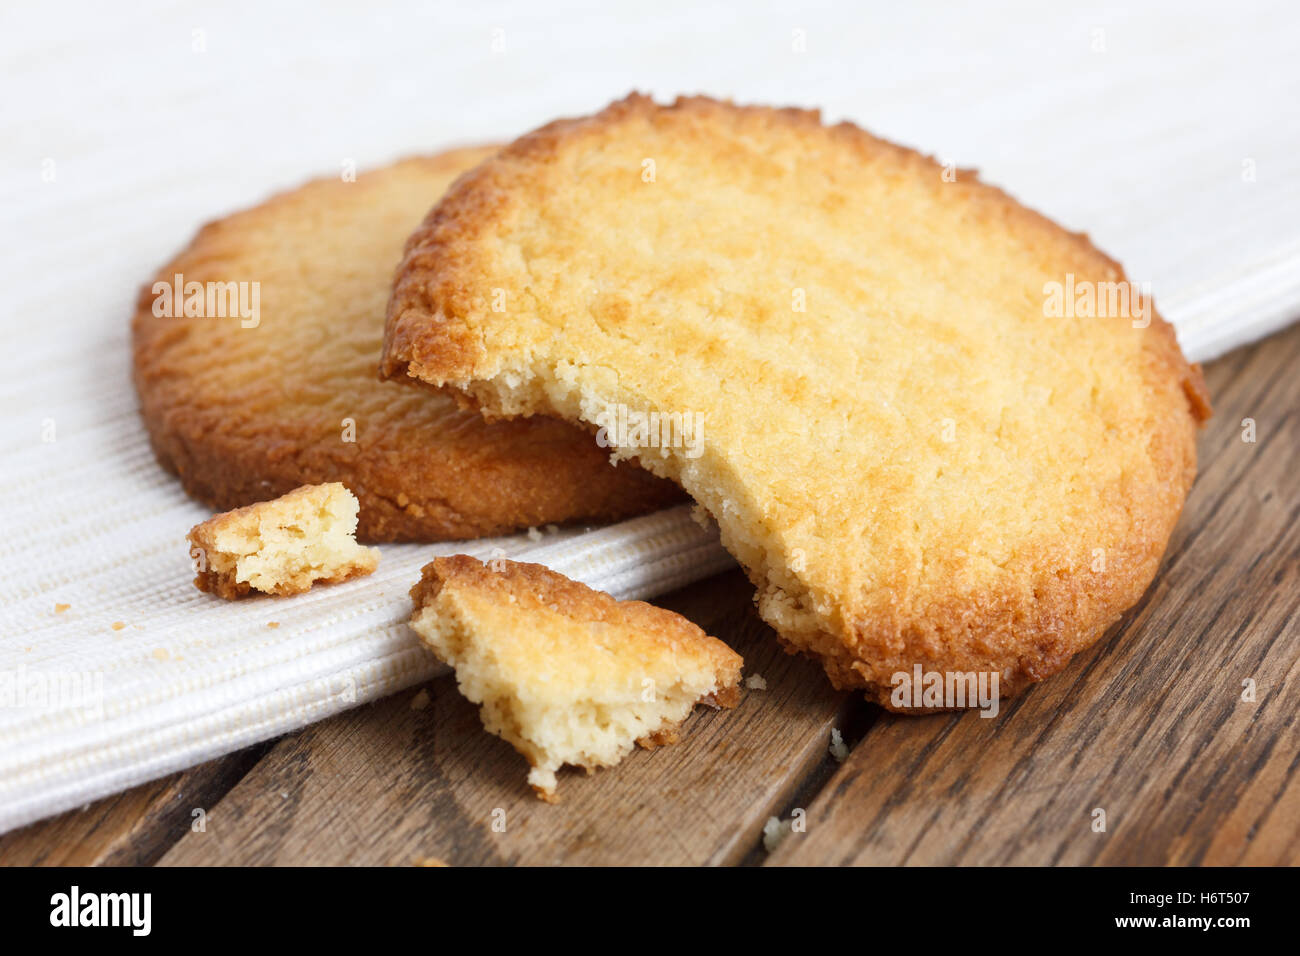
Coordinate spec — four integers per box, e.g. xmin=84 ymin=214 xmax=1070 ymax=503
xmin=4 ymin=323 xmax=1297 ymax=866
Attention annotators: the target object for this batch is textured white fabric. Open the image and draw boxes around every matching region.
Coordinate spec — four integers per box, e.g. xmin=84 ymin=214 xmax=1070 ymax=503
xmin=1 ymin=0 xmax=1297 ymax=834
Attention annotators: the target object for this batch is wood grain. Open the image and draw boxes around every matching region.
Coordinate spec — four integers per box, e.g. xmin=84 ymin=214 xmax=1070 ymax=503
xmin=767 ymin=321 xmax=1300 ymax=866
xmin=157 ymin=572 xmax=851 ymax=866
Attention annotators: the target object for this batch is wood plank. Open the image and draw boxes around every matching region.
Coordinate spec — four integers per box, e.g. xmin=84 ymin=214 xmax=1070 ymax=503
xmin=767 ymin=321 xmax=1300 ymax=866
xmin=0 ymin=747 xmax=270 ymax=866
xmin=158 ymin=571 xmax=852 ymax=866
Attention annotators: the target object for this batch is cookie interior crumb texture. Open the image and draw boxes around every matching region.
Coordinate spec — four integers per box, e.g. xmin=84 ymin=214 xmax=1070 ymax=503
xmin=188 ymin=482 xmax=379 ymax=599
xmin=383 ymin=94 xmax=1211 ymax=708
xmin=408 ymin=555 xmax=743 ymax=800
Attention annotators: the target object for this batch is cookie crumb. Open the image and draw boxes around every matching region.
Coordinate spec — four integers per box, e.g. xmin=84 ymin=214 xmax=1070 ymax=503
xmin=526 ymin=526 xmax=542 ymax=541
xmin=55 ymin=603 xmax=70 ymax=614
xmin=111 ymin=621 xmax=126 ymax=631
xmin=829 ymin=727 xmax=849 ymax=762
xmin=689 ymin=503 xmax=715 ymax=531
xmin=762 ymin=816 xmax=793 ymax=853
xmin=187 ymin=483 xmax=378 ymax=599
xmin=266 ymin=622 xmax=280 ymax=629
xmin=409 ymin=555 xmax=742 ymax=800
xmin=409 ymin=689 xmax=431 ymax=711
xmin=744 ymin=673 xmax=767 ymax=690
xmin=413 ymin=856 xmax=449 ymax=867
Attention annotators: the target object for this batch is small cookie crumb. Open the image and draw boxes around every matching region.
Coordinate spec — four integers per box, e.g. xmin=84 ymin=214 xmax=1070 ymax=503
xmin=409 ymin=689 xmax=431 ymax=711
xmin=413 ymin=856 xmax=449 ymax=867
xmin=689 ymin=503 xmax=715 ymax=531
xmin=266 ymin=622 xmax=280 ymax=629
xmin=54 ymin=603 xmax=70 ymax=614
xmin=744 ymin=673 xmax=767 ymax=690
xmin=187 ymin=483 xmax=378 ymax=599
xmin=762 ymin=816 xmax=793 ymax=853
xmin=829 ymin=727 xmax=849 ymax=762
xmin=526 ymin=526 xmax=543 ymax=541
xmin=111 ymin=621 xmax=126 ymax=631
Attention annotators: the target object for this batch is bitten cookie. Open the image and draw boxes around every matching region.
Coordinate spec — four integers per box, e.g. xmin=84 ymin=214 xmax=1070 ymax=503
xmin=188 ymin=482 xmax=378 ymax=599
xmin=409 ymin=555 xmax=743 ymax=799
xmin=132 ymin=148 xmax=681 ymax=543
xmin=383 ymin=95 xmax=1211 ymax=708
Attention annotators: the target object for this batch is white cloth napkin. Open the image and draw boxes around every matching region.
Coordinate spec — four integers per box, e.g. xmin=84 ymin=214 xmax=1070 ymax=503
xmin=2 ymin=0 xmax=1297 ymax=835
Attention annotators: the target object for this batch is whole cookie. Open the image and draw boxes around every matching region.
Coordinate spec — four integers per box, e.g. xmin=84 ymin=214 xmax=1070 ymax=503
xmin=382 ymin=95 xmax=1211 ymax=707
xmin=133 ymin=148 xmax=681 ymax=541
